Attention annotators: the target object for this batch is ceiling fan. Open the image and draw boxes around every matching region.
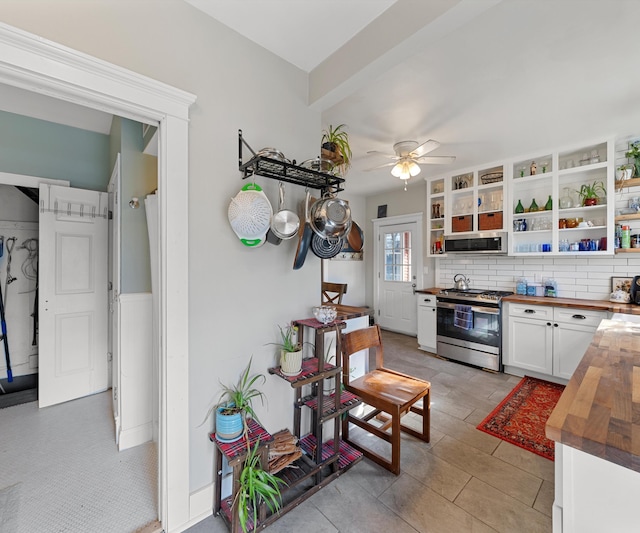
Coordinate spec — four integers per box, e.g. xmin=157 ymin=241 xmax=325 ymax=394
xmin=365 ymin=140 xmax=456 ymax=189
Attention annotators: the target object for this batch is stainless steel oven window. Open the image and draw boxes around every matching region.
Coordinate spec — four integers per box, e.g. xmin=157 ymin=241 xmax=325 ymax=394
xmin=384 ymin=230 xmax=412 ymax=282
xmin=436 ymin=302 xmax=501 ymax=348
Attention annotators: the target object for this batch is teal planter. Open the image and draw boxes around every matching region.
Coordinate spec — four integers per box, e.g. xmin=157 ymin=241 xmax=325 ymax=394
xmin=215 ymin=406 xmax=243 ymax=443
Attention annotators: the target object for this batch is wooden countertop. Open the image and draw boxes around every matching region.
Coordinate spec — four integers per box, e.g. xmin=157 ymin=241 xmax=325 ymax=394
xmin=415 ymin=288 xmax=441 ymax=295
xmin=331 ymin=304 xmax=370 ymax=320
xmin=503 ymin=294 xmax=640 ymax=315
xmin=546 ymin=318 xmax=640 ymax=472
xmin=417 ymin=287 xmax=640 ymax=314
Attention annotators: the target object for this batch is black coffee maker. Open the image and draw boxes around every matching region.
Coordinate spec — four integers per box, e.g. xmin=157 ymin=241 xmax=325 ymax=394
xmin=631 ymin=276 xmax=640 ymax=304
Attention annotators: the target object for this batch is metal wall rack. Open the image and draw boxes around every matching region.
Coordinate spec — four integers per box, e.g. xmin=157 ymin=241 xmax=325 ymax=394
xmin=238 ymin=129 xmax=345 ymax=194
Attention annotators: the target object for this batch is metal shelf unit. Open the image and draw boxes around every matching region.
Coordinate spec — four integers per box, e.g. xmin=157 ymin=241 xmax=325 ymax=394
xmin=238 ymin=130 xmax=345 ymax=194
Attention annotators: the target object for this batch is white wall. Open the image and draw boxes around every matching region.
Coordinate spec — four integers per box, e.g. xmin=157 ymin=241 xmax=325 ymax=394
xmin=364 ymin=180 xmax=432 ymax=307
xmin=0 ymin=0 xmax=337 ymax=494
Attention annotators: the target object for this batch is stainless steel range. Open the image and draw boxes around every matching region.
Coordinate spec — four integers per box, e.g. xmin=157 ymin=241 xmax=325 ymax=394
xmin=436 ymin=288 xmax=513 ymax=371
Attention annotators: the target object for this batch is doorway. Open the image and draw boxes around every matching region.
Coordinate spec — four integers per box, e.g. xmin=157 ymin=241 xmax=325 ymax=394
xmin=373 ymin=213 xmax=423 ymax=335
xmin=0 ymin=23 xmax=195 ymax=531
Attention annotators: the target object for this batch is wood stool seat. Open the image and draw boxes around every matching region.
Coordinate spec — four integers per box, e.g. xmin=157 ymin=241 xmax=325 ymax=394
xmin=341 ymin=325 xmax=430 ymax=475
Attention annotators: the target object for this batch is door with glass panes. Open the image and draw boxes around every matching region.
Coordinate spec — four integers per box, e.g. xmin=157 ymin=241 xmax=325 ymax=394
xmin=377 ymin=222 xmax=417 ymax=334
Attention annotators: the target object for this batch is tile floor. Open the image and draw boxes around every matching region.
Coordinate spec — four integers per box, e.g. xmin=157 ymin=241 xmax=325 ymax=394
xmin=188 ymin=330 xmax=553 ymax=533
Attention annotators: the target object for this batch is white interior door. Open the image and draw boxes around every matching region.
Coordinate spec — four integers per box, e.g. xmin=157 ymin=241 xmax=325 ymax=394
xmin=376 ymin=221 xmax=419 ymax=335
xmin=108 ymin=155 xmax=121 ymax=438
xmin=39 ymin=184 xmax=108 ymax=408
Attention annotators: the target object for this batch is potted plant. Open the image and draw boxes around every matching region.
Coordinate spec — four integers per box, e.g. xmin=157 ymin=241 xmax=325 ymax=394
xmin=321 ymin=123 xmax=352 ymax=176
xmin=268 ymin=324 xmax=303 ymax=376
xmin=618 ymin=164 xmax=635 ymax=181
xmin=625 ymin=141 xmax=640 ymax=177
xmin=203 ymin=358 xmax=266 ymax=443
xmin=236 ymin=441 xmax=285 ymax=533
xmin=576 ymin=180 xmax=606 ymax=206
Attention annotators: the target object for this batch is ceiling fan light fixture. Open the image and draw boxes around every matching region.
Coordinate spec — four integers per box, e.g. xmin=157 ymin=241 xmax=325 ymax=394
xmin=391 ymin=159 xmax=421 ymax=180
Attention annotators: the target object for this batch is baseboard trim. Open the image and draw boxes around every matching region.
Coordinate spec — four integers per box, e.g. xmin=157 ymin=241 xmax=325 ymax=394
xmin=118 ymin=422 xmax=153 ymax=451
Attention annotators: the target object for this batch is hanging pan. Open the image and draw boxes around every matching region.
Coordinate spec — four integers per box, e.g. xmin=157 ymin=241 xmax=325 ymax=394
xmin=270 ymin=182 xmax=300 ymax=242
xmin=293 ymin=190 xmax=313 ymax=270
xmin=346 ymin=220 xmax=364 ymax=252
xmin=311 ymin=233 xmax=343 ymax=259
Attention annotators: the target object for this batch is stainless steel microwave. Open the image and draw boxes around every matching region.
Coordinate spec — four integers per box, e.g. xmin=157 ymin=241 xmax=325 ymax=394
xmin=444 ymin=232 xmax=508 ymax=254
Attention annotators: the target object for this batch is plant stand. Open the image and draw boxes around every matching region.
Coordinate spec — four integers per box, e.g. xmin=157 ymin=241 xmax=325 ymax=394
xmin=212 ymin=318 xmax=364 ymax=533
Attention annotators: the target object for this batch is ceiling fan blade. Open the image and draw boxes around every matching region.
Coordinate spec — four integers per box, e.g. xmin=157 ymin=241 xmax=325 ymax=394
xmin=366 ymin=150 xmax=399 ymax=160
xmin=363 ymin=161 xmax=397 ymax=172
xmin=414 ymin=155 xmax=456 ymax=164
xmin=412 ymin=139 xmax=440 ymax=157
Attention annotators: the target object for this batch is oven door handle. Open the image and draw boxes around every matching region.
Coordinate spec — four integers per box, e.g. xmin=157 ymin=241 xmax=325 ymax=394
xmin=436 ymin=301 xmax=500 ymax=315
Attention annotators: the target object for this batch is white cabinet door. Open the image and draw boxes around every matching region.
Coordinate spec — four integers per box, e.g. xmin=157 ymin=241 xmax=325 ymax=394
xmin=508 ymin=316 xmax=553 ymax=375
xmin=417 ymin=295 xmax=437 ymax=352
xmin=552 ymin=322 xmax=596 ymax=379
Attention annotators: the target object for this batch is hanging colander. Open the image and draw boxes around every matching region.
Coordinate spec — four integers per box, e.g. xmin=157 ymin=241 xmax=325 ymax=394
xmin=228 ymin=183 xmax=273 ymax=247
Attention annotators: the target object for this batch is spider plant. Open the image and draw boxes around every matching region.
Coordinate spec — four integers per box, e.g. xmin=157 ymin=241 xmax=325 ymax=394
xmin=321 ymin=123 xmax=352 ymax=175
xmin=236 ymin=440 xmax=285 ymax=533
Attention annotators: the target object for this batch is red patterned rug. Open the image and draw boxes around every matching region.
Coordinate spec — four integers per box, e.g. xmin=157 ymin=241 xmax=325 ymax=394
xmin=477 ymin=376 xmax=565 ymax=461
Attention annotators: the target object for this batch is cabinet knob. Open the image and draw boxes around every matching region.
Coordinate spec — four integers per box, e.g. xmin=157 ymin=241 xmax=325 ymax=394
xmin=554 ymin=323 xmax=559 ymax=327
xmin=572 ymin=314 xmax=586 ymax=320
xmin=546 ymin=322 xmax=552 ymax=326
xmin=432 ymin=308 xmax=436 ymax=312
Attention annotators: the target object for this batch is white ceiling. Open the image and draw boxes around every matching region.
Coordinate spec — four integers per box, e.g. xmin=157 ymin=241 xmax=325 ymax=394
xmin=5 ymin=0 xmax=640 ymax=197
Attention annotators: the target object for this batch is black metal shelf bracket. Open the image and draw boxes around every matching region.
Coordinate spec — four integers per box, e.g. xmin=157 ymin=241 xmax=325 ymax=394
xmin=238 ymin=129 xmax=345 ymax=194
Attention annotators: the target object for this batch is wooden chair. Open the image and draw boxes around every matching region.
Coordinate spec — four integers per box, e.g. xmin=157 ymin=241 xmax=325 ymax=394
xmin=322 ymin=282 xmax=347 ymax=305
xmin=340 ymin=325 xmax=430 ymax=475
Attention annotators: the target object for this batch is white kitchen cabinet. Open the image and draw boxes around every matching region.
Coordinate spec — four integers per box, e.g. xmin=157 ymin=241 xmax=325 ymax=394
xmin=504 ymin=303 xmax=606 ymax=380
xmin=417 ymin=294 xmax=437 ymax=353
xmin=507 ymin=308 xmax=554 ymax=375
xmin=426 ymin=163 xmax=506 ymax=256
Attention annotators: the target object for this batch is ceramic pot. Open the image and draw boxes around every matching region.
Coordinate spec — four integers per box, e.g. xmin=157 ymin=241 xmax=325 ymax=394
xmin=280 ymin=349 xmax=303 ymax=376
xmin=584 ymin=198 xmax=598 ymax=206
xmin=215 ymin=405 xmax=243 ymax=442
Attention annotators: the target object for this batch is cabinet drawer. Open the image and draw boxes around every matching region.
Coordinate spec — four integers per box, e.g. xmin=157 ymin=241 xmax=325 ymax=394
xmin=417 ymin=295 xmax=436 ymax=307
xmin=553 ymin=308 xmax=606 ymax=327
xmin=507 ymin=303 xmax=553 ymax=320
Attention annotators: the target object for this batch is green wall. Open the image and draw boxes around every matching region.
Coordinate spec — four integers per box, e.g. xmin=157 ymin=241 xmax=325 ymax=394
xmin=0 ymin=110 xmax=109 ymax=190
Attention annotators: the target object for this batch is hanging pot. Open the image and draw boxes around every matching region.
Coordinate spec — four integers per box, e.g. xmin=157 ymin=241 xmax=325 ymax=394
xmin=311 ymin=233 xmax=343 ymax=259
xmin=270 ymin=182 xmax=299 ymax=241
xmin=309 ymin=194 xmax=352 ymax=241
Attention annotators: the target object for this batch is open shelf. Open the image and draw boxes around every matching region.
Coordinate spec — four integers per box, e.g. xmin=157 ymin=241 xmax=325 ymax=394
xmin=268 ymin=357 xmax=340 ymax=388
xmin=302 ymin=390 xmax=361 ymax=421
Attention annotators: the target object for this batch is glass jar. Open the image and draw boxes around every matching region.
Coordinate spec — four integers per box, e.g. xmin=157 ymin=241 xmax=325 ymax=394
xmin=559 ymin=188 xmax=573 ymax=209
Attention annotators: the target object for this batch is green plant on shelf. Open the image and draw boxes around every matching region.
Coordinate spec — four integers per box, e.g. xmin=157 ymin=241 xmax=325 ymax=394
xmin=236 ymin=440 xmax=285 ymax=533
xmin=575 ymin=180 xmax=606 ymax=206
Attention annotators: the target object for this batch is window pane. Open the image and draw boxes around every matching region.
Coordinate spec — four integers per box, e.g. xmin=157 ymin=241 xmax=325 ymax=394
xmin=383 ymin=230 xmax=412 ymax=282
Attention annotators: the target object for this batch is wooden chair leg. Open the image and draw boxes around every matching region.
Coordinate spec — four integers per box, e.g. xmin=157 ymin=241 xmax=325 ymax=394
xmin=390 ymin=407 xmax=401 ymax=475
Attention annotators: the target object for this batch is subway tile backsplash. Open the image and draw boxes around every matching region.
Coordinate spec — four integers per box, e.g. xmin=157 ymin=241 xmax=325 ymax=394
xmin=436 ymin=255 xmax=638 ymax=300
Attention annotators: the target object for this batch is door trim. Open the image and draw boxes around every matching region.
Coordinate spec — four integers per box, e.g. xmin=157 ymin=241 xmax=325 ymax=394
xmin=372 ymin=212 xmax=424 ymax=332
xmin=0 ymin=22 xmax=196 ymax=531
